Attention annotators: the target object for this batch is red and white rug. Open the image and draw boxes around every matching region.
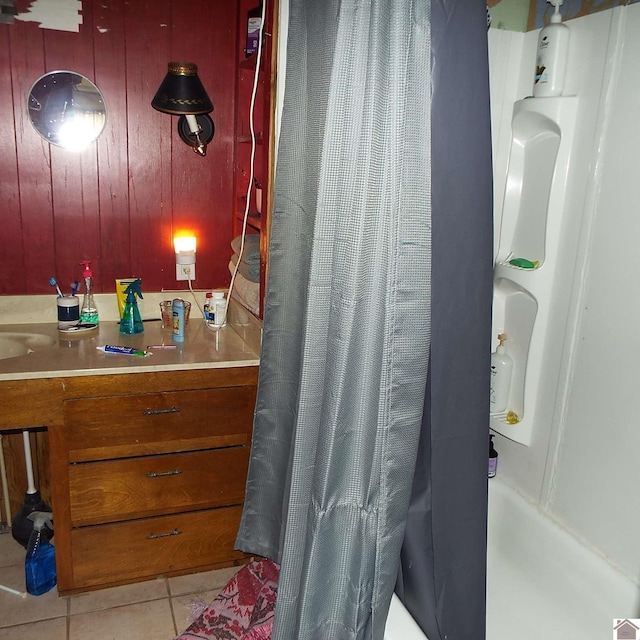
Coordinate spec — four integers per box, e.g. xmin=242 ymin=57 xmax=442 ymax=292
xmin=175 ymin=559 xmax=279 ymax=640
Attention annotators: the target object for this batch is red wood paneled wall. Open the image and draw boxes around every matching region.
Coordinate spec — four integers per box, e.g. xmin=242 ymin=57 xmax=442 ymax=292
xmin=0 ymin=0 xmax=238 ymax=294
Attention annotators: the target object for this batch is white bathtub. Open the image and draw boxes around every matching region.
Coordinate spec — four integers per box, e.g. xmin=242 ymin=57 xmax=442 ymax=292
xmin=384 ymin=477 xmax=640 ymax=640
xmin=384 ymin=593 xmax=427 ymax=639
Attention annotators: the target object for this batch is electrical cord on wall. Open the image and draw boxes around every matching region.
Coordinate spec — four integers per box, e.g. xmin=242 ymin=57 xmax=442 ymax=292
xmin=195 ymin=0 xmax=267 ymax=333
xmin=225 ymin=0 xmax=267 ymax=323
xmin=188 ymin=278 xmax=204 ymax=318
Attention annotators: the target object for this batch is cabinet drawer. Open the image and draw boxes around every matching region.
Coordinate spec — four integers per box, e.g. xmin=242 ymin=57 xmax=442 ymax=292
xmin=67 ymin=506 xmax=247 ymax=591
xmin=62 ymin=386 xmax=256 ymax=461
xmin=68 ymin=447 xmax=249 ymax=526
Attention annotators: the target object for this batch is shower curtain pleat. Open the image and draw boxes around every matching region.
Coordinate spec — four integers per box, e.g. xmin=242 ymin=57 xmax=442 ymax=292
xmin=236 ymin=0 xmax=491 ymax=639
xmin=396 ymin=1 xmax=493 ymax=639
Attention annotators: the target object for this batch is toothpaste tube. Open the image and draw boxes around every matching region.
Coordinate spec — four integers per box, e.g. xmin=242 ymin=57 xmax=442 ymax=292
xmin=96 ymin=345 xmax=150 ymax=357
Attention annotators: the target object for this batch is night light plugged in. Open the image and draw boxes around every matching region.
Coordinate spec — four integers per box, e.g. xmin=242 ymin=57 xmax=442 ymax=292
xmin=174 ymin=235 xmax=196 ymax=281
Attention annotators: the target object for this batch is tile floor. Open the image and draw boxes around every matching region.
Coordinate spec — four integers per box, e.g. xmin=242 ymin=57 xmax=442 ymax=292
xmin=0 ymin=531 xmax=243 ymax=639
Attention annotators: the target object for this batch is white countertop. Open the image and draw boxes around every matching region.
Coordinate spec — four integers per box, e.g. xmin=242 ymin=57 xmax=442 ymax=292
xmin=0 ymin=320 xmax=260 ymax=382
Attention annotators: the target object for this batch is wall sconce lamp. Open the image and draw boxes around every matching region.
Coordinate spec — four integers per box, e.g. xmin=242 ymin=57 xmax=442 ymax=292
xmin=152 ymin=62 xmax=214 ymax=157
xmin=174 ymin=235 xmax=197 ymax=281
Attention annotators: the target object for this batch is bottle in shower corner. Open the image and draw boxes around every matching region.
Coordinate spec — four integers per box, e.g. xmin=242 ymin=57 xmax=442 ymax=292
xmin=489 ymin=435 xmax=498 ymax=478
xmin=490 ymin=333 xmax=513 ymax=413
xmin=79 ymin=260 xmax=99 ymax=324
xmin=25 ymin=511 xmax=56 ymax=596
xmin=533 ymin=0 xmax=570 ymax=98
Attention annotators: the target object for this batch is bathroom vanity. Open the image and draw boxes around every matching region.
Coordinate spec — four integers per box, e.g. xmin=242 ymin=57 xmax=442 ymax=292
xmin=0 ymin=317 xmax=260 ymax=595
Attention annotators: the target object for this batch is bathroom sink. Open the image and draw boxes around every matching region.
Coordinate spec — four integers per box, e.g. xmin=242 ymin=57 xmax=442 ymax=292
xmin=0 ymin=332 xmax=56 ymax=361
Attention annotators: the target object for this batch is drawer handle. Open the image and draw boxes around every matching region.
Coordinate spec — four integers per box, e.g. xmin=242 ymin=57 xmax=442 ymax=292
xmin=147 ymin=528 xmax=182 ymax=540
xmin=146 ymin=469 xmax=183 ymax=478
xmin=143 ymin=406 xmax=182 ymax=416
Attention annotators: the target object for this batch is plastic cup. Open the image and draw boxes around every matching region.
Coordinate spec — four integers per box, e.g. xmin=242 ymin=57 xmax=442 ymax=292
xmin=160 ymin=300 xmax=190 ymax=329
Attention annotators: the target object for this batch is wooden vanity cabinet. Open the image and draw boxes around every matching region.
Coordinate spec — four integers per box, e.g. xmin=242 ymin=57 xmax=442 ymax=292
xmin=48 ymin=367 xmax=258 ymax=595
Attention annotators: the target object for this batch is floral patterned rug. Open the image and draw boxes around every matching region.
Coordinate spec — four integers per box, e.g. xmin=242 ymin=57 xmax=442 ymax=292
xmin=175 ymin=559 xmax=280 ymax=640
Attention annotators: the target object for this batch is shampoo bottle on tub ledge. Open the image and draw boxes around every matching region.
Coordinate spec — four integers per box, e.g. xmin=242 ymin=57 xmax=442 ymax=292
xmin=533 ymin=0 xmax=570 ymax=98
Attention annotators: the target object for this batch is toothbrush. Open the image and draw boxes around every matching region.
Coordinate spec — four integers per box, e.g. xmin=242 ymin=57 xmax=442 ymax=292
xmin=70 ymin=281 xmax=79 ymax=296
xmin=49 ymin=277 xmax=63 ymax=297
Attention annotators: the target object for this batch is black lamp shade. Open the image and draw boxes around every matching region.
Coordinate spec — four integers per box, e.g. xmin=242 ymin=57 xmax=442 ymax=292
xmin=151 ymin=62 xmax=213 ymax=116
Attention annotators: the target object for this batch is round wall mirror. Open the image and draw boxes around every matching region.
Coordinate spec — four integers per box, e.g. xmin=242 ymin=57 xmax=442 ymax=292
xmin=28 ymin=71 xmax=107 ymax=151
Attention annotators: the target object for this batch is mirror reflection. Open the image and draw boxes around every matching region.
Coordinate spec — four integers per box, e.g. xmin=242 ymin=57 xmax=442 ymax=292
xmin=28 ymin=71 xmax=106 ymax=151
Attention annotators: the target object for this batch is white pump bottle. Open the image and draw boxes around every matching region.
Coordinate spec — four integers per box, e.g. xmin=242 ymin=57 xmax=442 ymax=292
xmin=533 ymin=0 xmax=570 ymax=98
xmin=490 ymin=333 xmax=513 ymax=414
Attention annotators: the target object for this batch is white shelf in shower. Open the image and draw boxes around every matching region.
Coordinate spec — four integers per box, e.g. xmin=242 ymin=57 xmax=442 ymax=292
xmin=492 ymin=96 xmax=579 ymax=447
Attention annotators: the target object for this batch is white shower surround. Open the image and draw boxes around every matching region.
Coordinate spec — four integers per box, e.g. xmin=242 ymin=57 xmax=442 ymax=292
xmin=490 ymin=3 xmax=640 ymax=594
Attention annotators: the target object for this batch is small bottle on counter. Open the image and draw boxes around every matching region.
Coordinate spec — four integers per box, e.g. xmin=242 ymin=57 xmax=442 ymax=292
xmin=204 ymin=292 xmax=213 ymax=322
xmin=208 ymin=291 xmax=227 ymax=329
xmin=79 ymin=260 xmax=99 ymax=325
xmin=172 ymin=298 xmax=186 ymax=342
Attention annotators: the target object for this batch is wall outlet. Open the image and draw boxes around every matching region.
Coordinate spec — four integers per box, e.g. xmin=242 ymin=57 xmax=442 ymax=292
xmin=176 ymin=263 xmax=195 ymax=281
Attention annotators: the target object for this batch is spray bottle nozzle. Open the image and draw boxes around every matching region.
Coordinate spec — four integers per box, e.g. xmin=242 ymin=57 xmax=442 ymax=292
xmin=27 ymin=511 xmax=54 ymax=532
xmin=124 ymin=278 xmax=144 ymax=301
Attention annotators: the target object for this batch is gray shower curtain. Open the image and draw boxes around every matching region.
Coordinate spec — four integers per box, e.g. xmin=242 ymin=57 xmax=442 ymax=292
xmin=395 ymin=3 xmax=492 ymax=639
xmin=235 ymin=1 xmax=492 ymax=639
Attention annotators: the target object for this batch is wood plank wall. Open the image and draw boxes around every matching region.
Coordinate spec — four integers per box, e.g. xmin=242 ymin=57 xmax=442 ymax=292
xmin=0 ymin=0 xmax=238 ymax=295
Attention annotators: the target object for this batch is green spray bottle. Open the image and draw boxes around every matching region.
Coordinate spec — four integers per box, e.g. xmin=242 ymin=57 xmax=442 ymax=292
xmin=119 ymin=278 xmax=144 ymax=334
